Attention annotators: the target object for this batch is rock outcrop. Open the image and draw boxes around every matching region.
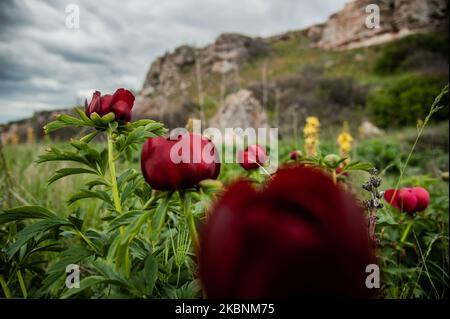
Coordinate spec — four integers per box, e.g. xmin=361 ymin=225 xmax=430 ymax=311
xmin=209 ymin=89 xmax=269 ymax=131
xmin=134 ymin=33 xmax=268 ymax=127
xmin=309 ymin=0 xmax=448 ymax=49
xmin=207 ymin=89 xmax=274 ymax=147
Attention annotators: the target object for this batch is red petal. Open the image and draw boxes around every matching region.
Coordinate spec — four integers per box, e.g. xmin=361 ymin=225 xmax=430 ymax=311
xmin=411 ymin=187 xmax=430 ymax=212
xmin=98 ymin=94 xmax=113 ymax=116
xmin=384 ymin=189 xmax=400 ymax=209
xmin=87 ymin=91 xmax=101 ymax=115
xmin=111 ymin=88 xmax=135 ymax=110
xmin=398 ymin=188 xmax=418 ymax=214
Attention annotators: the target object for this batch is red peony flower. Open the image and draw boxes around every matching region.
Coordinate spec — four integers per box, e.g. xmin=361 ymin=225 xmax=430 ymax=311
xmin=85 ymin=88 xmax=135 ymax=122
xmin=141 ymin=133 xmax=220 ymax=191
xmin=200 ymin=166 xmax=375 ymax=298
xmin=289 ymin=150 xmax=303 ymax=161
xmin=411 ymin=187 xmax=430 ymax=212
xmin=384 ymin=187 xmax=430 ymax=214
xmin=237 ymin=144 xmax=267 ymax=170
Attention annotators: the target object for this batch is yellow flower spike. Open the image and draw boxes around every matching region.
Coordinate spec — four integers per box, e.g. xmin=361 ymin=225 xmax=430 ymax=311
xmin=337 ymin=122 xmax=353 ymax=163
xmin=27 ymin=127 xmax=35 ymax=144
xmin=303 ymin=116 xmax=320 ymax=157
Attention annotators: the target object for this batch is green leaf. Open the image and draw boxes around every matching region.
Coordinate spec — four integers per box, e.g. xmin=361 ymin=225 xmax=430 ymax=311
xmin=37 ymin=147 xmax=91 ymax=166
xmin=57 ymin=114 xmax=85 ymax=126
xmin=85 ymin=178 xmax=110 ymax=189
xmin=117 ymin=169 xmax=139 ymax=189
xmin=120 ymin=211 xmax=151 ymax=246
xmin=7 ymin=218 xmax=70 ymax=259
xmin=128 ymin=119 xmax=158 ymax=128
xmin=48 ymin=167 xmax=98 ymax=185
xmin=88 ymin=112 xmax=104 ymax=127
xmin=79 ymin=131 xmax=98 ymax=144
xmin=0 ymin=205 xmax=55 ymax=224
xmin=101 ymin=112 xmax=115 ymax=124
xmin=377 ymin=209 xmax=397 ymax=225
xmin=108 ymin=210 xmax=145 ymax=231
xmin=99 ymin=149 xmax=108 ymax=175
xmin=39 ymin=246 xmax=92 ymax=296
xmin=60 ymin=276 xmax=106 ymax=299
xmin=142 ymin=255 xmax=158 ymax=296
xmin=70 ymin=140 xmax=89 ymax=151
xmin=343 ymin=161 xmax=374 ymax=172
xmin=43 ymin=121 xmax=67 ymax=134
xmin=90 ymin=259 xmax=129 ymax=288
xmin=74 ymin=107 xmax=94 ymax=126
xmin=68 ymin=215 xmax=84 ymax=230
xmin=68 ymin=189 xmax=113 ymax=206
xmin=121 ymin=125 xmax=156 ymax=150
xmin=130 ymin=254 xmax=158 ymax=296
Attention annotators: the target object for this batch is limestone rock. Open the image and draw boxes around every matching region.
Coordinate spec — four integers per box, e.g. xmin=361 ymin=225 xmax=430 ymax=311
xmin=309 ymin=0 xmax=448 ymax=49
xmin=134 ymin=33 xmax=268 ymax=122
xmin=209 ymin=89 xmax=269 ymax=131
xmin=358 ymin=120 xmax=384 ymax=139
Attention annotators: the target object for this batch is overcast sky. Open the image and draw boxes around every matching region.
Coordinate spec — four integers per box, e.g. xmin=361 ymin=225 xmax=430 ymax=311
xmin=0 ymin=0 xmax=348 ymax=123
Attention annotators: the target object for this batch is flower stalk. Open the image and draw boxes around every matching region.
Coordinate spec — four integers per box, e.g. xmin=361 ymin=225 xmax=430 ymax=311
xmin=107 ymin=129 xmax=122 ymax=214
xmin=180 ymin=191 xmax=199 ymax=251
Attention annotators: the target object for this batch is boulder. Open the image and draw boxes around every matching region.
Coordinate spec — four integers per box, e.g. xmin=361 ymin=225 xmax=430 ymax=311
xmin=209 ymin=89 xmax=269 ymax=131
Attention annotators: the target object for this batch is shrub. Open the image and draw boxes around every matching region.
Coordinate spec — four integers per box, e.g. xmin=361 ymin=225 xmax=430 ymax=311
xmin=367 ymin=74 xmax=449 ymax=127
xmin=374 ymin=33 xmax=449 ymax=75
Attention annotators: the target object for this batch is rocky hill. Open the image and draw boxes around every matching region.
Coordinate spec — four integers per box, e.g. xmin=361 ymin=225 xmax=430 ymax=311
xmin=133 ymin=0 xmax=448 ymax=130
xmin=1 ymin=0 xmax=448 ymax=143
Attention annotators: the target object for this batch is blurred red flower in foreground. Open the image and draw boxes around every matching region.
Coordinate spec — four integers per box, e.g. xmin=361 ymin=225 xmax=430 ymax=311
xmin=85 ymin=88 xmax=135 ymax=122
xmin=200 ymin=166 xmax=375 ymax=298
xmin=237 ymin=144 xmax=267 ymax=170
xmin=141 ymin=133 xmax=220 ymax=190
xmin=384 ymin=187 xmax=430 ymax=214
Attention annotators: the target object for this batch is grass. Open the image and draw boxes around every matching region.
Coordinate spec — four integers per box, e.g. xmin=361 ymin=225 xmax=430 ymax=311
xmin=0 ymin=121 xmax=449 ymax=298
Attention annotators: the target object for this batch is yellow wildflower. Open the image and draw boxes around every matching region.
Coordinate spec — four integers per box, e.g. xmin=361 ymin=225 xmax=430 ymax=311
xmin=27 ymin=127 xmax=35 ymax=144
xmin=303 ymin=116 xmax=320 ymax=157
xmin=337 ymin=122 xmax=353 ymax=162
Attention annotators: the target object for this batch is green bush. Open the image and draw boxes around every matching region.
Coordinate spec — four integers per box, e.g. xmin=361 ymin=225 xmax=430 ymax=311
xmin=374 ymin=33 xmax=449 ymax=75
xmin=367 ymin=74 xmax=449 ymax=127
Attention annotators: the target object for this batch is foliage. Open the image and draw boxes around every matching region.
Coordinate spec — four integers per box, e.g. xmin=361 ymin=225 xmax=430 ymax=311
xmin=374 ymin=33 xmax=449 ymax=75
xmin=367 ymin=74 xmax=449 ymax=127
xmin=0 ymin=85 xmax=449 ymax=299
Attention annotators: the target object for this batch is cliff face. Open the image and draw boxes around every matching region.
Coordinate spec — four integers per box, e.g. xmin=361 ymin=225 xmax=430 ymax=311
xmin=310 ymin=0 xmax=448 ymax=49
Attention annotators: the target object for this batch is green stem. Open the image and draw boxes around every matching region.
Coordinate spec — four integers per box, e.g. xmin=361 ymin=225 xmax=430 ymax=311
xmin=17 ymin=270 xmax=28 ymax=299
xmin=155 ymin=192 xmax=173 ymax=238
xmin=76 ymin=229 xmax=102 ymax=255
xmin=0 ymin=275 xmax=11 ymax=298
xmin=401 ymin=220 xmax=413 ymax=243
xmin=107 ymin=130 xmax=122 ymax=214
xmin=180 ymin=191 xmax=199 ymax=251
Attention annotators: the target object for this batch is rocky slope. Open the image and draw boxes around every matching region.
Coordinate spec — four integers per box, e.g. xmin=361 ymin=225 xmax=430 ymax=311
xmin=133 ymin=0 xmax=448 ymax=129
xmin=310 ymin=0 xmax=448 ymax=49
